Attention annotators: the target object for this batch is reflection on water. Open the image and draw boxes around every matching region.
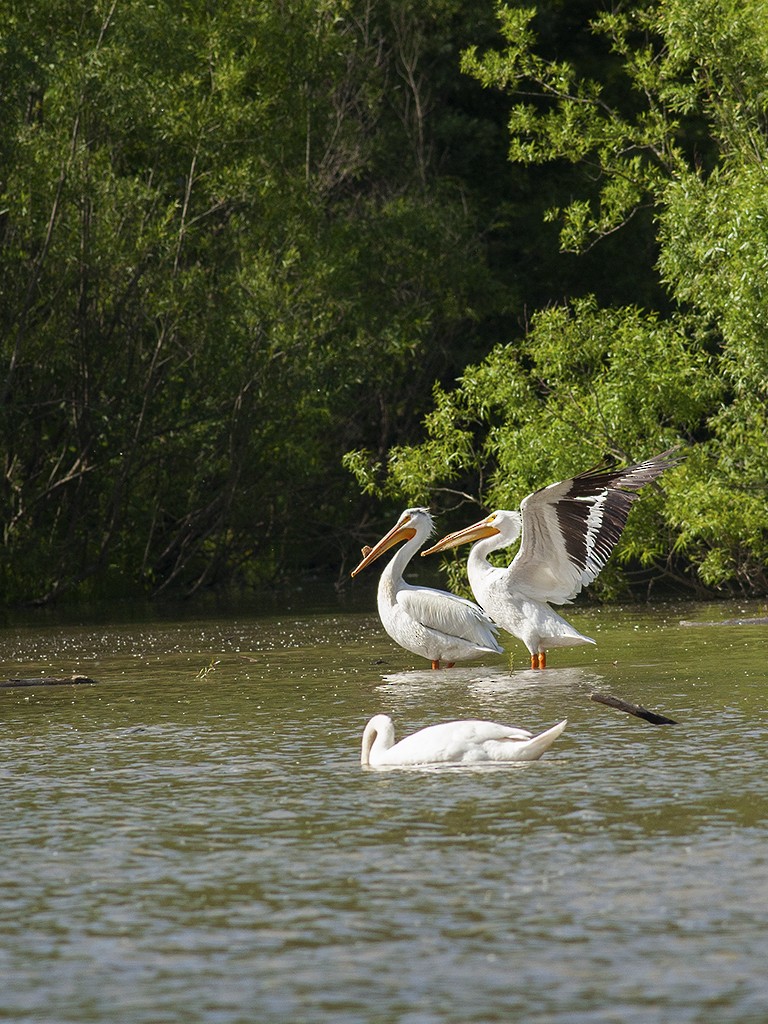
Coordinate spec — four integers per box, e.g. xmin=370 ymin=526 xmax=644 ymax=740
xmin=1 ymin=600 xmax=767 ymax=1023
xmin=379 ymin=663 xmax=601 ymax=690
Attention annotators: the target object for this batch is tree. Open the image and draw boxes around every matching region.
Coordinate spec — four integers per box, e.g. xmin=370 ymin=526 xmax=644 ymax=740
xmin=0 ymin=0 xmax=513 ymax=604
xmin=346 ymin=0 xmax=768 ymax=595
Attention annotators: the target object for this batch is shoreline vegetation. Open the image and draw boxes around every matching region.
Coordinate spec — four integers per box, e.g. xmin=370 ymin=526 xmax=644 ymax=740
xmin=2 ymin=0 xmax=767 ymax=609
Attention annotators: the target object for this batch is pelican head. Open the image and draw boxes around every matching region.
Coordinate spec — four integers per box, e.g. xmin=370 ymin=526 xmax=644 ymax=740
xmin=422 ymin=509 xmax=522 ymax=557
xmin=351 ymin=508 xmax=434 ymax=577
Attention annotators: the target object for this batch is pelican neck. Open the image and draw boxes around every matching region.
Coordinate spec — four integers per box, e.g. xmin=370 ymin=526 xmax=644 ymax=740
xmin=377 ymin=532 xmax=424 ymax=603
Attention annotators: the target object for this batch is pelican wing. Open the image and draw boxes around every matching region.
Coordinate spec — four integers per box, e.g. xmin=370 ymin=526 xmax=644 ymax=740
xmin=508 ymin=449 xmax=681 ymax=605
xmin=398 ymin=586 xmax=501 ymax=650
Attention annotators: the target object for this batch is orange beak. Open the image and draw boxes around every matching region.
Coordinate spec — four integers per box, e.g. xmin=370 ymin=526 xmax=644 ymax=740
xmin=421 ymin=516 xmax=499 ymax=556
xmin=351 ymin=519 xmax=418 ymax=577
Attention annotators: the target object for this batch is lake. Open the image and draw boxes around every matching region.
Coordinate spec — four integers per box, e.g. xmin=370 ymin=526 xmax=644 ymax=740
xmin=1 ymin=597 xmax=767 ymax=1023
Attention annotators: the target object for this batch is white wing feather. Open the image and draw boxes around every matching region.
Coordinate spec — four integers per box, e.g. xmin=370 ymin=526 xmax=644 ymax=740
xmin=507 ymin=449 xmax=681 ymax=605
xmin=398 ymin=586 xmax=502 ymax=650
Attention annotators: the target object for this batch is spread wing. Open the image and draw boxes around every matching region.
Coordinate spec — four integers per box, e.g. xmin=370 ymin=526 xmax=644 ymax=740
xmin=507 ymin=448 xmax=682 ymax=604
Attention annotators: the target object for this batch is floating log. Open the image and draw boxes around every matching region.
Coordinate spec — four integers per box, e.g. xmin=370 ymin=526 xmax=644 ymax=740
xmin=590 ymin=691 xmax=677 ymax=725
xmin=0 ymin=674 xmax=99 ymax=688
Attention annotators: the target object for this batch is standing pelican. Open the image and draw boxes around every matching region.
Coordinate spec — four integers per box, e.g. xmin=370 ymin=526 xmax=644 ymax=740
xmin=422 ymin=449 xmax=682 ymax=669
xmin=351 ymin=507 xmax=503 ymax=669
xmin=361 ymin=714 xmax=567 ymax=767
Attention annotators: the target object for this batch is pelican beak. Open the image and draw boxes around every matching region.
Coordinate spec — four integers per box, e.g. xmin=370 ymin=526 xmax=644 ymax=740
xmin=351 ymin=518 xmax=418 ymax=577
xmin=421 ymin=515 xmax=499 ymax=556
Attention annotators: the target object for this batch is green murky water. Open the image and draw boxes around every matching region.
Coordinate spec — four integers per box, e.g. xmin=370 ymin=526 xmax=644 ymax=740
xmin=1 ymin=599 xmax=767 ymax=1023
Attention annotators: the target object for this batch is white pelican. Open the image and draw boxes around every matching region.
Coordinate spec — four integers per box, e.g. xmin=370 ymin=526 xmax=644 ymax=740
xmin=351 ymin=507 xmax=503 ymax=669
xmin=361 ymin=714 xmax=567 ymax=767
xmin=422 ymin=449 xmax=682 ymax=669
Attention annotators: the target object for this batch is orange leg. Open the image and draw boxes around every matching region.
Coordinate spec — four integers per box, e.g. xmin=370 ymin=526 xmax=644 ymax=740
xmin=539 ymin=650 xmax=547 ymax=669
xmin=431 ymin=659 xmax=441 ymax=670
xmin=445 ymin=661 xmax=455 ymax=668
xmin=530 ymin=652 xmax=539 ymax=669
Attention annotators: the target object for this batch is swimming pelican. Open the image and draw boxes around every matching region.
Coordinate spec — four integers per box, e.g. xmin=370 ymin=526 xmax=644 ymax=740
xmin=351 ymin=507 xmax=503 ymax=669
xmin=361 ymin=714 xmax=567 ymax=767
xmin=422 ymin=449 xmax=681 ymax=669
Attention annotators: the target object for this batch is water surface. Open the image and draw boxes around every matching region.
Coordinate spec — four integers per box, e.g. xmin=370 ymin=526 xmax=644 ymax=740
xmin=1 ymin=600 xmax=767 ymax=1023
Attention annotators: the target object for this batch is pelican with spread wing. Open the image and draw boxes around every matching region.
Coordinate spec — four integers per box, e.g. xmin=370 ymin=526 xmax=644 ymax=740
xmin=351 ymin=507 xmax=503 ymax=669
xmin=422 ymin=450 xmax=682 ymax=669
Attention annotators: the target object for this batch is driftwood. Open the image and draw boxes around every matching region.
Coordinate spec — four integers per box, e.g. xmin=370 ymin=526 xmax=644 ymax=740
xmin=590 ymin=691 xmax=678 ymax=725
xmin=0 ymin=674 xmax=99 ymax=688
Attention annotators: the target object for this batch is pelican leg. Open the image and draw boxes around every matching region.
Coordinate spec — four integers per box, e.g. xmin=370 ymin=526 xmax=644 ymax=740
xmin=431 ymin=659 xmax=441 ymax=670
xmin=445 ymin=661 xmax=455 ymax=669
xmin=539 ymin=650 xmax=547 ymax=669
xmin=530 ymin=653 xmax=539 ymax=669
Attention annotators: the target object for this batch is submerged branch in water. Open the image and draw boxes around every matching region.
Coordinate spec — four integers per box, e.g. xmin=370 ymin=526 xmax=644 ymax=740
xmin=590 ymin=691 xmax=678 ymax=726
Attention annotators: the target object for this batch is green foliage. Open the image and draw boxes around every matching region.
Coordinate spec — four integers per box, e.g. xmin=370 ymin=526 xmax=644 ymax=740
xmin=355 ymin=299 xmax=717 ymax=595
xmin=0 ymin=0 xmax=511 ymax=603
xmin=461 ymin=2 xmax=689 ymax=252
xmin=347 ymin=0 xmax=768 ymax=596
xmin=3 ymin=0 xmax=768 ymax=602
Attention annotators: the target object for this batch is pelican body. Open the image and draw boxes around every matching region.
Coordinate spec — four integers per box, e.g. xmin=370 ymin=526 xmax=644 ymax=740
xmin=423 ymin=450 xmax=681 ymax=669
xmin=361 ymin=714 xmax=567 ymax=767
xmin=351 ymin=507 xmax=502 ymax=669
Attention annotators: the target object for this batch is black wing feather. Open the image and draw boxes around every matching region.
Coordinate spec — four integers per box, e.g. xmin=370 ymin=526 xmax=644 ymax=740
xmin=511 ymin=447 xmax=682 ymax=603
xmin=556 ymin=448 xmax=682 ymax=579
